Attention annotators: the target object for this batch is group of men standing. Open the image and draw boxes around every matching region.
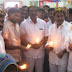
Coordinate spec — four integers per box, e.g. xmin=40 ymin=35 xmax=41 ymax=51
xmin=0 ymin=5 xmax=72 ymax=72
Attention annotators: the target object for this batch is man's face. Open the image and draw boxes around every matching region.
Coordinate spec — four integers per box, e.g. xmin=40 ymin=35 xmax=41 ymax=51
xmin=37 ymin=11 xmax=44 ymax=19
xmin=21 ymin=7 xmax=28 ymax=19
xmin=43 ymin=7 xmax=49 ymax=11
xmin=21 ymin=11 xmax=28 ymax=19
xmin=29 ymin=6 xmax=37 ymax=18
xmin=48 ymin=10 xmax=54 ymax=19
xmin=54 ymin=12 xmax=65 ymax=26
xmin=69 ymin=13 xmax=72 ymax=21
xmin=8 ymin=12 xmax=21 ymax=23
xmin=0 ymin=17 xmax=4 ymax=30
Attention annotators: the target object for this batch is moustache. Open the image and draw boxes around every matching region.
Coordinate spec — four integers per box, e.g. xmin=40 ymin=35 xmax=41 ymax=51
xmin=58 ymin=20 xmax=63 ymax=22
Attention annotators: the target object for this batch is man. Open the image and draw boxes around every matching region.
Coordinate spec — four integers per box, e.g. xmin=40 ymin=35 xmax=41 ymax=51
xmin=0 ymin=11 xmax=4 ymax=31
xmin=46 ymin=7 xmax=69 ymax=72
xmin=0 ymin=11 xmax=6 ymax=54
xmin=68 ymin=8 xmax=72 ymax=23
xmin=20 ymin=6 xmax=48 ymax=72
xmin=2 ymin=8 xmax=26 ymax=64
xmin=37 ymin=8 xmax=45 ymax=20
xmin=64 ymin=8 xmax=72 ymax=72
xmin=18 ymin=6 xmax=28 ymax=25
xmin=47 ymin=8 xmax=55 ymax=28
xmin=43 ymin=5 xmax=50 ymax=12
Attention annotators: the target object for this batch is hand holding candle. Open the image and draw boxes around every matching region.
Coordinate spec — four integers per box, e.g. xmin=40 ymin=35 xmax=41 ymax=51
xmin=19 ymin=64 xmax=27 ymax=70
xmin=46 ymin=41 xmax=54 ymax=47
xmin=45 ymin=41 xmax=53 ymax=51
xmin=49 ymin=41 xmax=54 ymax=47
xmin=69 ymin=43 xmax=72 ymax=51
xmin=26 ymin=44 xmax=31 ymax=49
xmin=36 ymin=38 xmax=40 ymax=44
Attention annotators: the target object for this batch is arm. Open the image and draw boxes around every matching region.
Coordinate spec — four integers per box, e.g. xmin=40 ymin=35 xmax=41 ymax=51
xmin=57 ymin=49 xmax=67 ymax=59
xmin=4 ymin=38 xmax=28 ymax=51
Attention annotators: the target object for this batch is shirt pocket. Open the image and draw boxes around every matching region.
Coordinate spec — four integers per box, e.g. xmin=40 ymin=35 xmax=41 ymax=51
xmin=37 ymin=28 xmax=44 ymax=36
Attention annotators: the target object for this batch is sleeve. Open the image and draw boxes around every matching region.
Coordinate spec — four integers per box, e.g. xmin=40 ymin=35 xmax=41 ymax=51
xmin=20 ymin=22 xmax=26 ymax=36
xmin=0 ymin=35 xmax=6 ymax=53
xmin=44 ymin=23 xmax=49 ymax=37
xmin=64 ymin=34 xmax=70 ymax=52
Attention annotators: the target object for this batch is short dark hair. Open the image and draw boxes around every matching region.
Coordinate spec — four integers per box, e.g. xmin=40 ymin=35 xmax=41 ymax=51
xmin=22 ymin=6 xmax=27 ymax=9
xmin=43 ymin=5 xmax=50 ymax=8
xmin=37 ymin=8 xmax=45 ymax=13
xmin=68 ymin=8 xmax=72 ymax=14
xmin=48 ymin=8 xmax=55 ymax=12
xmin=8 ymin=8 xmax=20 ymax=15
xmin=28 ymin=6 xmax=37 ymax=12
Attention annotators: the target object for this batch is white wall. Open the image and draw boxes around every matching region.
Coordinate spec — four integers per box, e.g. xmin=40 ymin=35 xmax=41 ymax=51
xmin=0 ymin=0 xmax=72 ymax=8
xmin=21 ymin=0 xmax=30 ymax=6
xmin=58 ymin=2 xmax=64 ymax=7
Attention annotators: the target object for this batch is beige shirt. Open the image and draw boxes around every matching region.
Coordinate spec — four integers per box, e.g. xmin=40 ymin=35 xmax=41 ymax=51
xmin=3 ymin=20 xmax=21 ymax=62
xmin=20 ymin=17 xmax=48 ymax=59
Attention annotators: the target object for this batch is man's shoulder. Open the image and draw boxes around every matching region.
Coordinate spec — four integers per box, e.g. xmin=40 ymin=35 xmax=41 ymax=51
xmin=4 ymin=20 xmax=13 ymax=26
xmin=37 ymin=18 xmax=46 ymax=24
xmin=20 ymin=18 xmax=29 ymax=25
xmin=20 ymin=20 xmax=27 ymax=28
xmin=37 ymin=18 xmax=47 ymax=27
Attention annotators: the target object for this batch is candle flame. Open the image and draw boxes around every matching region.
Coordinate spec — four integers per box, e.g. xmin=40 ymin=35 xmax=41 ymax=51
xmin=26 ymin=44 xmax=31 ymax=49
xmin=49 ymin=41 xmax=53 ymax=47
xmin=19 ymin=64 xmax=27 ymax=70
xmin=36 ymin=38 xmax=40 ymax=44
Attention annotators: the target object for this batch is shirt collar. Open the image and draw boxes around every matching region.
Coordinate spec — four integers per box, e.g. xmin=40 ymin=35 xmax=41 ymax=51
xmin=28 ymin=16 xmax=38 ymax=23
xmin=54 ymin=20 xmax=65 ymax=26
xmin=7 ymin=20 xmax=18 ymax=26
xmin=54 ymin=21 xmax=64 ymax=29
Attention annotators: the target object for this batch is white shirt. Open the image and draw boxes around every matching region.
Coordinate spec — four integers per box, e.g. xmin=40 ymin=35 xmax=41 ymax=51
xmin=64 ymin=22 xmax=72 ymax=71
xmin=0 ymin=31 xmax=6 ymax=54
xmin=20 ymin=17 xmax=48 ymax=59
xmin=47 ymin=20 xmax=69 ymax=65
xmin=47 ymin=18 xmax=53 ymax=29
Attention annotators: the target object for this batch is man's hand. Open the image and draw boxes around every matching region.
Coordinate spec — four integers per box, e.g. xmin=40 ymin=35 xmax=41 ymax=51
xmin=32 ymin=43 xmax=42 ymax=49
xmin=45 ymin=45 xmax=53 ymax=51
xmin=57 ymin=51 xmax=64 ymax=59
xmin=20 ymin=46 xmax=29 ymax=51
xmin=69 ymin=43 xmax=72 ymax=51
xmin=46 ymin=47 xmax=53 ymax=51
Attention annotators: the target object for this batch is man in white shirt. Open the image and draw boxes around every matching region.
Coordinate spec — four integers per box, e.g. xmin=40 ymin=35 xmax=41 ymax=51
xmin=46 ymin=7 xmax=69 ymax=72
xmin=64 ymin=21 xmax=72 ymax=72
xmin=20 ymin=6 xmax=48 ymax=72
xmin=47 ymin=8 xmax=55 ymax=29
xmin=0 ymin=11 xmax=6 ymax=54
xmin=68 ymin=8 xmax=72 ymax=23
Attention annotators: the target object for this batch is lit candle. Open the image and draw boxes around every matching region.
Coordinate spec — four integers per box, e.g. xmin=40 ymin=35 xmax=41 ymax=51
xmin=49 ymin=41 xmax=53 ymax=47
xmin=45 ymin=41 xmax=54 ymax=48
xmin=5 ymin=34 xmax=8 ymax=39
xmin=26 ymin=44 xmax=31 ymax=49
xmin=19 ymin=64 xmax=27 ymax=70
xmin=36 ymin=38 xmax=40 ymax=44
